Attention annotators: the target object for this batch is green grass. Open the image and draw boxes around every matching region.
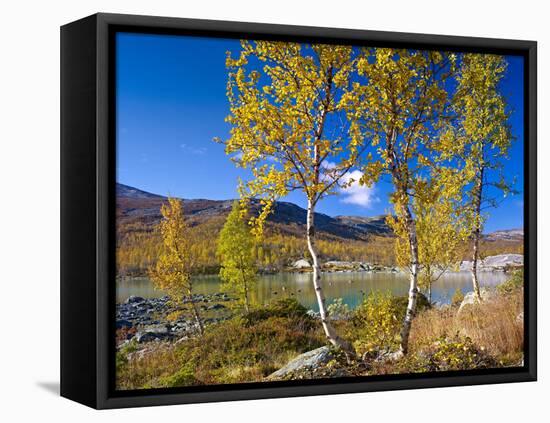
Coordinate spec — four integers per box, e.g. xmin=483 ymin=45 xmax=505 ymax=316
xmin=116 ymin=279 xmax=524 ymax=389
xmin=116 ymin=298 xmax=325 ymax=389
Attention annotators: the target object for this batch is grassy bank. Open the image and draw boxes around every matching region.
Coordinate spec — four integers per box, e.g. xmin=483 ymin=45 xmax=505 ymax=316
xmin=116 ymin=271 xmax=524 ymax=389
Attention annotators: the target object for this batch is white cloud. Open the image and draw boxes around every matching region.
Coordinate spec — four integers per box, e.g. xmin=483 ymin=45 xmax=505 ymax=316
xmin=339 ymin=170 xmax=378 ymax=208
xmin=322 ymin=161 xmax=336 ymax=170
xmin=180 ymin=143 xmax=207 ymax=155
xmin=320 ymin=162 xmax=378 ymax=208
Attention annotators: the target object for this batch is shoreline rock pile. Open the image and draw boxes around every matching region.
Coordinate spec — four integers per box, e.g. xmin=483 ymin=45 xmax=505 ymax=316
xmin=116 ymin=293 xmax=233 ymax=346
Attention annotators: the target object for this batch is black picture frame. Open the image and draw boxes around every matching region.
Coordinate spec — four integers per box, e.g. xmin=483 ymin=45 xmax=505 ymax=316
xmin=60 ymin=12 xmax=537 ymax=409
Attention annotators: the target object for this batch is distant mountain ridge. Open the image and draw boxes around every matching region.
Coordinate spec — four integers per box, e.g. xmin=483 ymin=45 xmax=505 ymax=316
xmin=484 ymin=228 xmax=524 ymax=242
xmin=116 ymin=182 xmax=391 ymax=240
xmin=116 ymin=183 xmax=164 ymax=199
xmin=116 ymin=182 xmax=522 ymax=242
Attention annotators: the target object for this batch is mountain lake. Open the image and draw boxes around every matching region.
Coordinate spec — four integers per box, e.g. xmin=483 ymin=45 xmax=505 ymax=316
xmin=116 ymin=270 xmax=510 ymax=310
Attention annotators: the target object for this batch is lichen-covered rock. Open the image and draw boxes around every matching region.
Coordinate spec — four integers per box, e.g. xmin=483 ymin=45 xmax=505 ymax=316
xmin=458 ymin=289 xmax=498 ymax=314
xmin=135 ymin=324 xmax=172 ymax=343
xmin=459 ymin=254 xmax=523 ymax=272
xmin=268 ymin=346 xmax=333 ymax=380
xmin=125 ymin=295 xmax=145 ymax=304
xmin=292 ymin=259 xmax=311 ymax=269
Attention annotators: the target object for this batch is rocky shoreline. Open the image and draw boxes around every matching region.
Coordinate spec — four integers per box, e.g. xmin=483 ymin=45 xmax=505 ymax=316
xmin=116 ymin=293 xmax=235 ymax=347
xmin=117 ymin=254 xmax=523 ymax=348
xmin=459 ymin=254 xmax=523 ymax=272
xmin=288 ymin=259 xmax=399 ymax=273
xmin=289 ymin=254 xmax=523 ymax=274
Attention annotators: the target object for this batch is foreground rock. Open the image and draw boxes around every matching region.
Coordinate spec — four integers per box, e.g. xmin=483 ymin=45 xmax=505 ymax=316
xmin=460 ymin=254 xmax=523 ymax=272
xmin=458 ymin=289 xmax=498 ymax=313
xmin=135 ymin=324 xmax=171 ymax=343
xmin=268 ymin=346 xmax=350 ymax=380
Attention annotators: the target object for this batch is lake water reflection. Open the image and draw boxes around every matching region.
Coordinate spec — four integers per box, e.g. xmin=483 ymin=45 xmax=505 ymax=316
xmin=116 ymin=271 xmax=510 ymax=310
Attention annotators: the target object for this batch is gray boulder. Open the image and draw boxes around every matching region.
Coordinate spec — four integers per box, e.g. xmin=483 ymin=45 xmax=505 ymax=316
xmin=482 ymin=254 xmax=523 ymax=268
xmin=268 ymin=346 xmax=333 ymax=380
xmin=458 ymin=289 xmax=498 ymax=313
xmin=207 ymin=303 xmax=226 ymax=310
xmin=135 ymin=332 xmax=160 ymax=343
xmin=142 ymin=324 xmax=170 ymax=334
xmin=292 ymin=259 xmax=311 ymax=269
xmin=135 ymin=324 xmax=171 ymax=343
xmin=460 ymin=254 xmax=523 ymax=272
xmin=116 ymin=319 xmax=133 ymax=329
xmin=125 ymin=295 xmax=145 ymax=304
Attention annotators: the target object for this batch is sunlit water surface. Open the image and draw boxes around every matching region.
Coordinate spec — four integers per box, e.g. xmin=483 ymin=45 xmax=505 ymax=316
xmin=116 ymin=271 xmax=509 ymax=310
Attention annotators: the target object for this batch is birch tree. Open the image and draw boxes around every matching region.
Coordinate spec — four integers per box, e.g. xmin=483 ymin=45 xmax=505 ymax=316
xmin=390 ymin=169 xmax=468 ymax=303
xmin=217 ymin=41 xmax=377 ymax=354
xmin=217 ymin=201 xmax=257 ymax=312
xmin=149 ymin=198 xmax=204 ymax=335
xmin=452 ymin=54 xmax=512 ymax=301
xmin=346 ymin=48 xmax=457 ymax=355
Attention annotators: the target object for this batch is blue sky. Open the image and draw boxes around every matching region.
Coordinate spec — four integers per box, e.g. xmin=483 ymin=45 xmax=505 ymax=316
xmin=116 ymin=33 xmax=524 ymax=233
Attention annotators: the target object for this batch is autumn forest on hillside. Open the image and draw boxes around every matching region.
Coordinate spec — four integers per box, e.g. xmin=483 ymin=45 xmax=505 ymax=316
xmin=115 ymin=37 xmax=526 ymax=390
xmin=116 ymin=195 xmax=523 ymax=277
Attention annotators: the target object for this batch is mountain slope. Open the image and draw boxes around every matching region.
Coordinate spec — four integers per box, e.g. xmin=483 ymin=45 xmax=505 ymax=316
xmin=484 ymin=228 xmax=524 ymax=242
xmin=116 ymin=182 xmax=523 ymax=242
xmin=117 ymin=183 xmax=164 ymax=199
xmin=116 ymin=183 xmax=392 ymax=241
xmin=115 ymin=183 xmax=523 ymax=276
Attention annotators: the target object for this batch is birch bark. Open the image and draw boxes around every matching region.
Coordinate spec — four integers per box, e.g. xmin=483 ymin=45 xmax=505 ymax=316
xmin=306 ymin=197 xmax=354 ymax=354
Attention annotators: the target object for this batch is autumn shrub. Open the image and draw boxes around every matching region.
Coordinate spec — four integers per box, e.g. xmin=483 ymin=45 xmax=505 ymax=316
xmin=497 ymin=268 xmax=524 ymax=295
xmin=428 ymin=334 xmax=497 ymax=370
xmin=327 ymin=298 xmax=352 ymax=320
xmin=348 ymin=291 xmax=431 ymax=357
xmin=392 ymin=334 xmax=497 ymax=373
xmin=242 ymin=298 xmax=314 ymax=328
xmin=158 ymin=361 xmax=196 ymax=387
xmin=451 ymin=288 xmax=465 ymax=307
xmin=349 ymin=292 xmax=403 ymax=357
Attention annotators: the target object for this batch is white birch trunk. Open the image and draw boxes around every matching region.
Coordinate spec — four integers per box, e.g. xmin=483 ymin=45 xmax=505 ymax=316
xmin=471 ymin=168 xmax=484 ymax=302
xmin=188 ymin=288 xmax=204 ymax=336
xmin=399 ymin=204 xmax=419 ymax=356
xmin=306 ymin=198 xmax=354 ymax=354
xmin=471 ymin=231 xmax=482 ymax=302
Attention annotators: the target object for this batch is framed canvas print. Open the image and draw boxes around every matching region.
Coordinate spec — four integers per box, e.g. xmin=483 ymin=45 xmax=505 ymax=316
xmin=60 ymin=13 xmax=537 ymax=409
